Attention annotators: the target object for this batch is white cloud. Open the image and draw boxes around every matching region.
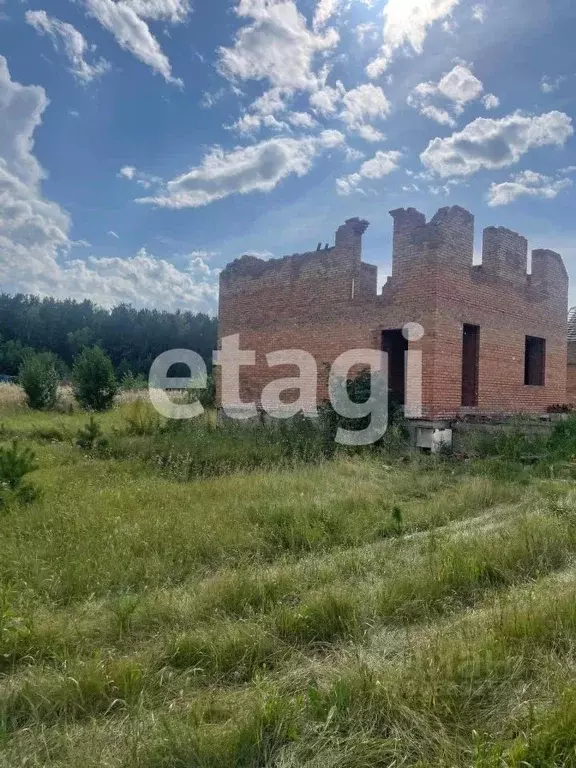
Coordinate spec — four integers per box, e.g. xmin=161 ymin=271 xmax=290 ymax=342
xmin=310 ymin=81 xmax=390 ymax=139
xmin=471 ymin=3 xmax=485 ymax=22
xmin=421 ymin=111 xmax=574 ymax=177
xmin=118 ymin=165 xmax=136 ymax=181
xmin=188 ymin=249 xmax=219 ymax=260
xmin=335 ymin=175 xmax=360 ymax=195
xmin=340 ymin=83 xmax=390 ymax=125
xmin=118 ymin=165 xmax=136 ymax=180
xmin=0 ymin=61 xmax=47 ymax=188
xmin=259 ymin=114 xmax=287 ymax=131
xmin=287 ymin=111 xmax=318 ymax=128
xmin=230 ymin=112 xmax=290 ymax=135
xmin=0 ymin=162 xmax=70 ymax=284
xmin=408 ymin=82 xmax=455 ymax=125
xmin=408 ymin=63 xmax=485 ymax=126
xmin=25 ymin=10 xmax=110 ymax=83
xmin=367 ymin=0 xmax=460 ymax=78
xmin=218 ymin=0 xmax=339 ymax=91
xmin=428 ymin=177 xmax=463 ymax=196
xmin=541 ymin=75 xmax=565 ymax=94
xmin=344 ymin=146 xmax=365 ymax=162
xmin=242 ymin=249 xmax=275 ymax=259
xmin=420 ymin=103 xmax=456 ymax=127
xmin=118 ymin=165 xmax=162 ymax=189
xmin=339 ymin=83 xmax=390 ymax=140
xmin=336 ymin=149 xmax=401 ymax=194
xmin=0 ymin=56 xmax=216 ymax=313
xmin=487 ymin=169 xmax=572 ymax=206
xmin=313 ymin=0 xmax=342 ymax=31
xmin=232 ymin=113 xmax=268 ymax=135
xmin=437 ymin=63 xmax=483 ymax=104
xmin=251 ymin=87 xmax=291 ymax=115
xmin=63 ymin=250 xmax=218 ymax=311
xmin=200 ymin=89 xmax=225 ymax=109
xmin=355 ymin=124 xmax=386 ymax=142
xmin=108 ymin=230 xmax=119 ymax=239
xmin=230 ymin=87 xmax=298 ymax=135
xmin=188 ymin=254 xmax=221 ymax=277
xmin=85 ymin=0 xmax=182 ymax=85
xmin=482 ymin=93 xmax=500 ymax=110
xmin=355 ymin=22 xmax=376 ymax=44
xmin=309 ymin=80 xmax=345 ymax=115
xmin=357 ymin=150 xmax=402 ymax=178
xmin=122 ymin=0 xmax=190 ymax=23
xmin=138 ymin=130 xmax=346 ymax=208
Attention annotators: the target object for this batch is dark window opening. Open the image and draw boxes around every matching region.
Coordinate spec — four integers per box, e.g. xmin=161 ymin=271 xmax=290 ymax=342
xmin=461 ymin=324 xmax=480 ymax=407
xmin=525 ymin=336 xmax=546 ymax=386
xmin=382 ymin=329 xmax=408 ymax=410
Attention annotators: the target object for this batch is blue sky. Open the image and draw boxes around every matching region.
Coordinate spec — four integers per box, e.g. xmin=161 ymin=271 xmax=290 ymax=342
xmin=1 ymin=0 xmax=576 ymax=313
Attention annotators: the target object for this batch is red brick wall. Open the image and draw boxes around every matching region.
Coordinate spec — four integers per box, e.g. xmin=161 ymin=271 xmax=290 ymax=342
xmin=218 ymin=207 xmax=569 ymax=419
xmin=568 ymin=364 xmax=576 ymax=405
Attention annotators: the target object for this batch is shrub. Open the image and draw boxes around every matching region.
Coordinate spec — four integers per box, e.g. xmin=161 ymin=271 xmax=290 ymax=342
xmin=547 ymin=403 xmax=574 ymax=414
xmin=18 ymin=354 xmax=59 ymax=410
xmin=199 ymin=372 xmax=216 ymax=409
xmin=0 ymin=441 xmax=38 ymax=490
xmin=123 ymin=400 xmax=160 ymax=436
xmin=0 ymin=441 xmax=40 ymax=509
xmin=0 ymin=339 xmax=35 ymax=377
xmin=548 ymin=416 xmax=576 ymax=458
xmin=318 ymin=368 xmax=406 ymax=457
xmin=35 ymin=351 xmax=70 ymax=382
xmin=120 ymin=371 xmax=148 ymax=391
xmin=76 ymin=416 xmax=108 ymax=452
xmin=72 ymin=347 xmax=118 ymax=411
xmin=31 ymin=427 xmax=67 ymax=442
xmin=185 ymin=371 xmax=216 ymax=410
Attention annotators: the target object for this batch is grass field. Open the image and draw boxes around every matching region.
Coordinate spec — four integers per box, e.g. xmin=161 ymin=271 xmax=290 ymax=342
xmin=2 ymin=384 xmax=576 ymax=766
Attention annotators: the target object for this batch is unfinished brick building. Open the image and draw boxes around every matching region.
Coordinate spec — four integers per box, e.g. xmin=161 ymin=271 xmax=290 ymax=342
xmin=218 ymin=206 xmax=569 ymax=421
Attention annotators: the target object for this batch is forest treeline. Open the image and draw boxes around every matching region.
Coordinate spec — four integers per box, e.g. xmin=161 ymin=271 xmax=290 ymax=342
xmin=0 ymin=294 xmax=218 ymax=379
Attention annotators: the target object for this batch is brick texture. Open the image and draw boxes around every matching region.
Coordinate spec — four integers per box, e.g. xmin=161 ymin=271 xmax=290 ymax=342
xmin=568 ymin=365 xmax=576 ymax=404
xmin=218 ymin=207 xmax=569 ymax=419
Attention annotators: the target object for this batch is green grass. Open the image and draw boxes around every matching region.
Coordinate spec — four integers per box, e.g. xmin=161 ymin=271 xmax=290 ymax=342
xmin=3 ymin=393 xmax=576 ymax=766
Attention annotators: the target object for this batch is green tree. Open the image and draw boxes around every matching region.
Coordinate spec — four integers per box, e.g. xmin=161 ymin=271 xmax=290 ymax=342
xmin=19 ymin=354 xmax=59 ymax=410
xmin=34 ymin=351 xmax=69 ymax=382
xmin=0 ymin=441 xmax=41 ymax=509
xmin=67 ymin=326 xmax=96 ymax=359
xmin=0 ymin=292 xmax=217 ymax=377
xmin=199 ymin=371 xmax=216 ymax=409
xmin=72 ymin=346 xmax=118 ymax=411
xmin=76 ymin=416 xmax=109 ymax=452
xmin=0 ymin=441 xmax=38 ymax=489
xmin=0 ymin=338 xmax=35 ymax=377
xmin=116 ymin=359 xmax=133 ymax=381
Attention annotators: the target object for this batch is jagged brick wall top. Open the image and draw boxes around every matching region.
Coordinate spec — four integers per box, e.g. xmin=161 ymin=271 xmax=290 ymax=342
xmin=221 ymin=206 xmax=567 ymax=308
xmin=220 ymin=217 xmax=369 ymax=286
xmin=389 ymin=205 xmax=567 ymax=304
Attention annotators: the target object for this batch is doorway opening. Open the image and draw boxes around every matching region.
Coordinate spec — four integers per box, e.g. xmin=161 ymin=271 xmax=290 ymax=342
xmin=382 ymin=329 xmax=408 ymax=411
xmin=461 ymin=324 xmax=480 ymax=407
xmin=524 ymin=336 xmax=546 ymax=386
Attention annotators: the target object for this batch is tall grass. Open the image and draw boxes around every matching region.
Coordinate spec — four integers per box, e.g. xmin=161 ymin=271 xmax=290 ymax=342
xmin=462 ymin=415 xmax=576 ymax=482
xmin=2 ymin=402 xmax=576 ymax=766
